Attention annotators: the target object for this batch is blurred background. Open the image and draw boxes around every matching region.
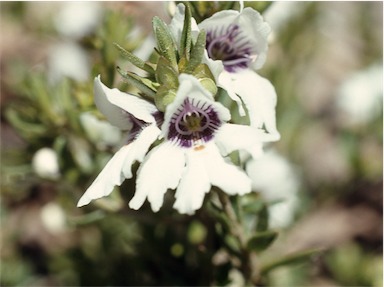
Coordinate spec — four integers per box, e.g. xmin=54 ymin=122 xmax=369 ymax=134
xmin=1 ymin=1 xmax=382 ymax=286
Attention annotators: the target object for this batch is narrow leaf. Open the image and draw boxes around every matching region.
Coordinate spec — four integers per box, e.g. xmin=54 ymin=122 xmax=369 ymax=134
xmin=180 ymin=3 xmax=192 ymax=59
xmin=152 ymin=16 xmax=178 ymax=68
xmin=185 ymin=30 xmax=206 ymax=73
xmin=256 ymin=203 xmax=269 ymax=232
xmin=117 ymin=67 xmax=157 ymax=98
xmin=114 ymin=42 xmax=155 ymax=74
xmin=247 ymin=230 xmax=278 ymax=252
xmin=5 ymin=108 xmax=46 ymax=138
xmin=260 ymin=248 xmax=324 ymax=274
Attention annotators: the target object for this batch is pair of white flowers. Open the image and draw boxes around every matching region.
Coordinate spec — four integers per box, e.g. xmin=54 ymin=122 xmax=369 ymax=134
xmin=78 ymin=5 xmax=280 ymax=214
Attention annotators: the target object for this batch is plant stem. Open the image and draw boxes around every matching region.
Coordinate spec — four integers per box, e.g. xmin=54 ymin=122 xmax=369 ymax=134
xmin=217 ymin=192 xmax=261 ymax=286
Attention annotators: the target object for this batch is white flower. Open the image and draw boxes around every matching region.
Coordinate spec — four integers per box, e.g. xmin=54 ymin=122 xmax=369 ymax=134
xmin=54 ymin=2 xmax=103 ymax=39
xmin=40 ymin=202 xmax=67 ymax=234
xmin=336 ymin=64 xmax=383 ymax=127
xmin=48 ymin=42 xmax=90 ymax=83
xmin=77 ymin=76 xmax=161 ymax=207
xmin=198 ymin=8 xmax=280 ymax=140
xmin=246 ymin=149 xmax=300 ymax=228
xmin=32 ymin=147 xmax=60 ymax=180
xmin=199 ymin=7 xmax=270 ymax=71
xmin=129 ymin=74 xmax=274 ymax=214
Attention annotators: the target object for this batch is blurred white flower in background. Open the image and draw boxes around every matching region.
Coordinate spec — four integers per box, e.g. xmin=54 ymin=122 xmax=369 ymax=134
xmin=336 ymin=64 xmax=383 ymax=127
xmin=32 ymin=147 xmax=60 ymax=180
xmin=40 ymin=202 xmax=67 ymax=234
xmin=47 ymin=42 xmax=90 ymax=83
xmin=246 ymin=149 xmax=300 ymax=228
xmin=263 ymin=2 xmax=307 ymax=41
xmin=54 ymin=2 xmax=103 ymax=39
xmin=47 ymin=2 xmax=103 ymax=84
xmin=80 ymin=112 xmax=122 ymax=149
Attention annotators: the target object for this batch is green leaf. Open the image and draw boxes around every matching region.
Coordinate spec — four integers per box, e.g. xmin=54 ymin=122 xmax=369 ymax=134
xmin=256 ymin=203 xmax=269 ymax=232
xmin=114 ymin=42 xmax=155 ymax=74
xmin=180 ymin=3 xmax=192 ymax=59
xmin=5 ymin=108 xmax=47 ymax=138
xmin=155 ymin=56 xmax=179 ymax=88
xmin=185 ymin=30 xmax=206 ymax=73
xmin=117 ymin=67 xmax=158 ymax=98
xmin=247 ymin=230 xmax=278 ymax=252
xmin=152 ymin=16 xmax=178 ymax=68
xmin=260 ymin=248 xmax=324 ymax=274
xmin=243 ymin=199 xmax=265 ymax=214
xmin=154 ymin=85 xmax=177 ymax=112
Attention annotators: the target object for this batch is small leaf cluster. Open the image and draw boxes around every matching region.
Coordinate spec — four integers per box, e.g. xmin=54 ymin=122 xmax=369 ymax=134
xmin=115 ymin=5 xmax=216 ymax=112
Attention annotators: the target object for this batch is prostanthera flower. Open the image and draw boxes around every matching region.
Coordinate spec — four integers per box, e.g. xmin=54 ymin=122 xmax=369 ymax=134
xmin=129 ymin=74 xmax=274 ymax=214
xmin=77 ymin=76 xmax=161 ymax=207
xmin=198 ymin=7 xmax=280 ymax=140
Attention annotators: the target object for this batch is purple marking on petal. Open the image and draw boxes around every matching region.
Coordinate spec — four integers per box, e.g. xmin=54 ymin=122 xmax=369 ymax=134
xmin=168 ymin=98 xmax=222 ymax=149
xmin=126 ymin=114 xmax=148 ymax=143
xmin=153 ymin=111 xmax=165 ymax=128
xmin=206 ymin=24 xmax=254 ymax=72
xmin=125 ymin=111 xmax=164 ymax=143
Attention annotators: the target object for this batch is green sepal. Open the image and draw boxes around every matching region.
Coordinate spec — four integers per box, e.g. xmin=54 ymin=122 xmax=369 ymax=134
xmin=185 ymin=30 xmax=206 ymax=73
xmin=247 ymin=230 xmax=278 ymax=252
xmin=155 ymin=56 xmax=179 ymax=88
xmin=152 ymin=16 xmax=178 ymax=69
xmin=192 ymin=64 xmax=217 ymax=95
xmin=179 ymin=3 xmax=192 ymax=59
xmin=260 ymin=248 xmax=324 ymax=275
xmin=117 ymin=67 xmax=158 ymax=98
xmin=199 ymin=77 xmax=217 ymax=96
xmin=192 ymin=63 xmax=215 ymax=81
xmin=113 ymin=42 xmax=155 ymax=74
xmin=178 ymin=56 xmax=188 ymax=73
xmin=155 ymin=85 xmax=177 ymax=112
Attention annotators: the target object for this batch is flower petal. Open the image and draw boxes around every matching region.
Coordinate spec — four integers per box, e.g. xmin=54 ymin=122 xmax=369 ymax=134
xmin=215 ymin=123 xmax=276 ymax=157
xmin=218 ymin=72 xmax=246 ymax=116
xmin=199 ymin=10 xmax=239 ymax=30
xmin=219 ymin=70 xmax=280 ymax=140
xmin=77 ymin=144 xmax=133 ymax=207
xmin=236 ymin=7 xmax=271 ymax=70
xmin=204 ymin=143 xmax=252 ymax=195
xmin=129 ymin=142 xmax=185 ymax=212
xmin=122 ymin=124 xmax=161 ymax=178
xmin=173 ymin=148 xmax=211 ymax=215
xmin=202 ymin=51 xmax=224 ymax=83
xmin=94 ymin=75 xmax=158 ymax=126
